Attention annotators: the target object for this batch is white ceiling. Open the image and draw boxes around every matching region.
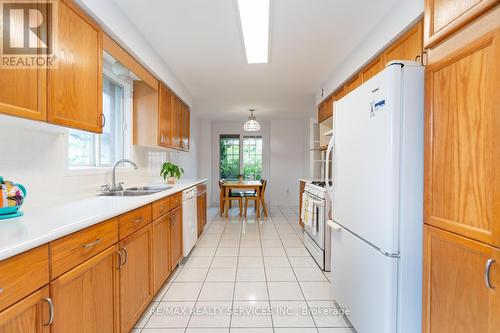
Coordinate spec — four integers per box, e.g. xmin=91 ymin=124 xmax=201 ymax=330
xmin=112 ymin=0 xmax=400 ymax=120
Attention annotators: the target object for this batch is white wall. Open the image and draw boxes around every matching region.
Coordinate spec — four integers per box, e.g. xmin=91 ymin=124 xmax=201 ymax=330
xmin=316 ymin=0 xmax=424 ymax=104
xmin=269 ymin=119 xmax=308 ymax=206
xmin=198 ymin=119 xmax=213 ymax=205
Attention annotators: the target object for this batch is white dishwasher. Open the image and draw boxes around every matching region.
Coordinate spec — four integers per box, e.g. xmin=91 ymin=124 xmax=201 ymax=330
xmin=182 ymin=186 xmax=198 ymax=257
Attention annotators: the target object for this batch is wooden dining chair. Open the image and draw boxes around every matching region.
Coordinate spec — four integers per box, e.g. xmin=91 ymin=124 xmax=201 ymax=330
xmin=219 ymin=179 xmax=225 ymax=216
xmin=219 ymin=179 xmax=244 ymax=217
xmin=244 ymin=179 xmax=268 ymax=217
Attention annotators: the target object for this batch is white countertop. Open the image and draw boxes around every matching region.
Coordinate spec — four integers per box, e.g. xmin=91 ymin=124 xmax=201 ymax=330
xmin=0 ymin=179 xmax=207 ymax=261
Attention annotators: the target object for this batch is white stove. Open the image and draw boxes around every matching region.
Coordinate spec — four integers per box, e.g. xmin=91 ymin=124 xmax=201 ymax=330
xmin=302 ymin=181 xmax=331 ymax=271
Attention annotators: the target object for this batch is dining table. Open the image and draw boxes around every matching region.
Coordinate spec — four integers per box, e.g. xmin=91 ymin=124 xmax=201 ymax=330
xmin=222 ymin=180 xmax=265 ymax=218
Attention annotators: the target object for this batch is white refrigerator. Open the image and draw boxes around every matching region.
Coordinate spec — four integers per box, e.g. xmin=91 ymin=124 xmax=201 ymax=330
xmin=325 ymin=61 xmax=424 ymax=333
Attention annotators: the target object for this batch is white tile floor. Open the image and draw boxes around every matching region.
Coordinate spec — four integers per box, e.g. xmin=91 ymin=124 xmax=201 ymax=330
xmin=132 ymin=205 xmax=354 ymax=333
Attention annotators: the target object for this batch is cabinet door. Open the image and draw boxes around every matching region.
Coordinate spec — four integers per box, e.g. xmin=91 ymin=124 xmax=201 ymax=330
xmin=0 ymin=69 xmax=46 ymax=121
xmin=424 ymin=26 xmax=500 ymax=247
xmin=48 ymin=0 xmax=102 ymax=133
xmin=299 ymin=181 xmax=305 ymax=228
xmin=0 ymin=2 xmax=46 ymax=122
xmin=158 ymin=84 xmax=173 ymax=147
xmin=0 ymin=287 xmax=50 ymax=333
xmin=201 ymin=193 xmax=207 ymax=231
xmin=384 ymin=20 xmax=423 ymax=63
xmin=170 ymin=206 xmax=183 ymax=269
xmin=317 ymin=99 xmax=331 ymax=123
xmin=181 ymin=103 xmax=190 ymax=151
xmin=152 ymin=214 xmax=172 ymax=294
xmin=423 ymin=225 xmax=499 ymax=332
xmin=344 ymin=74 xmax=362 ymax=94
xmin=50 ymin=245 xmax=119 ymax=333
xmin=171 ymin=96 xmax=182 ymax=149
xmin=424 ymin=0 xmax=499 ymax=47
xmin=361 ymin=56 xmax=384 ymax=83
xmin=119 ymin=225 xmax=153 ymax=333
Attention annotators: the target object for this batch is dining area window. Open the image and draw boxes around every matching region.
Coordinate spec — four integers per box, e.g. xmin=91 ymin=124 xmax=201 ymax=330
xmin=219 ymin=134 xmax=263 ymax=180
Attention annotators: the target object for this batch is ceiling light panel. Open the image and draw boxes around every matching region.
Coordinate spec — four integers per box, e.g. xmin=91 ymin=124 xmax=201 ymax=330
xmin=237 ymin=0 xmax=270 ymax=64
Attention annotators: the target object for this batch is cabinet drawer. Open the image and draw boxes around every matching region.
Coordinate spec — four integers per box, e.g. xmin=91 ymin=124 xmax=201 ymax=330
xmin=119 ymin=205 xmax=152 ymax=239
xmin=152 ymin=197 xmax=170 ymax=220
xmin=50 ymin=218 xmax=118 ymax=278
xmin=170 ymin=192 xmax=182 ymax=209
xmin=0 ymin=245 xmax=49 ymax=311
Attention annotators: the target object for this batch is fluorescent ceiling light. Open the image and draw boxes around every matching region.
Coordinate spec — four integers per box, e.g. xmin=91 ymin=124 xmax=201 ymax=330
xmin=237 ymin=0 xmax=269 ymax=64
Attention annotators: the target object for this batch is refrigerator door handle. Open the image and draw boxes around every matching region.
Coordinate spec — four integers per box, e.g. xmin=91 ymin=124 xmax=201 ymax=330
xmin=327 ymin=220 xmax=342 ymax=231
xmin=325 ymin=135 xmax=335 ymax=201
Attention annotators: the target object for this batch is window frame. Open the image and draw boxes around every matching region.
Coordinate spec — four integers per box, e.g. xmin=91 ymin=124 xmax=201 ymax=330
xmin=219 ymin=134 xmax=263 ymax=181
xmin=67 ymin=70 xmax=132 ymax=170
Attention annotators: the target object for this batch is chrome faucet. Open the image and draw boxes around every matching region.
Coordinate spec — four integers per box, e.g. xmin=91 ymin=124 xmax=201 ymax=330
xmin=111 ymin=159 xmax=138 ymax=191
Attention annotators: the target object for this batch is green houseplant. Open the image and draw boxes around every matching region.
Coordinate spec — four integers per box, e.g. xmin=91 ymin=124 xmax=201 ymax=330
xmin=160 ymin=162 xmax=184 ymax=184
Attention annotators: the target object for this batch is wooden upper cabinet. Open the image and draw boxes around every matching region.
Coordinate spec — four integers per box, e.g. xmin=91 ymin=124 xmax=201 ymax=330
xmin=48 ymin=0 xmax=102 ymax=133
xmin=170 ymin=206 xmax=183 ymax=269
xmin=0 ymin=286 xmax=50 ymax=333
xmin=424 ymin=20 xmax=500 ymax=247
xmin=0 ymin=68 xmax=46 ymax=121
xmin=119 ymin=225 xmax=153 ymax=333
xmin=171 ymin=96 xmax=182 ymax=149
xmin=318 ymin=97 xmax=333 ymax=123
xmin=424 ymin=0 xmax=499 ymax=48
xmin=361 ymin=56 xmax=384 ymax=83
xmin=384 ymin=20 xmax=423 ymax=64
xmin=159 ymin=84 xmax=174 ymax=147
xmin=152 ymin=214 xmax=172 ymax=294
xmin=50 ymin=245 xmax=119 ymax=333
xmin=180 ymin=102 xmax=190 ymax=151
xmin=423 ymin=225 xmax=499 ymax=332
xmin=344 ymin=74 xmax=362 ymax=95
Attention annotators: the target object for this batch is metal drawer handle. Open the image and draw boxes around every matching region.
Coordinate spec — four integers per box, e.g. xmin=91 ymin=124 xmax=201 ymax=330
xmin=121 ymin=247 xmax=128 ymax=266
xmin=0 ymin=287 xmax=3 ymax=294
xmin=116 ymin=250 xmax=123 ymax=270
xmin=160 ymin=205 xmax=165 ymax=211
xmin=43 ymin=297 xmax=54 ymax=326
xmin=134 ymin=217 xmax=144 ymax=224
xmin=484 ymin=258 xmax=496 ymax=289
xmin=82 ymin=238 xmax=101 ymax=249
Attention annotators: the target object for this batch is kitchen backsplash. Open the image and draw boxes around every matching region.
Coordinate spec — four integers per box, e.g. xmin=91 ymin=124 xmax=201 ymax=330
xmin=0 ymin=124 xmax=177 ymax=211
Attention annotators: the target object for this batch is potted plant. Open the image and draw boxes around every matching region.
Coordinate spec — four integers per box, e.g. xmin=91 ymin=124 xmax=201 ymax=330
xmin=160 ymin=162 xmax=184 ymax=184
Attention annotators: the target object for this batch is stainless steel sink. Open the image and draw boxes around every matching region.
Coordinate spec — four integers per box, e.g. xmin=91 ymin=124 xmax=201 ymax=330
xmin=125 ymin=185 xmax=172 ymax=192
xmin=98 ymin=185 xmax=172 ymax=197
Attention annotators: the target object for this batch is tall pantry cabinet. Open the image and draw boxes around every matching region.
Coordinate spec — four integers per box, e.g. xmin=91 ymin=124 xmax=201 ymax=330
xmin=422 ymin=1 xmax=500 ymax=332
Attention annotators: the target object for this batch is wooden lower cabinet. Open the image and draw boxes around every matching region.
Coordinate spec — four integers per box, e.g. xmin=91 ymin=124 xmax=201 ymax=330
xmin=119 ymin=225 xmax=153 ymax=333
xmin=152 ymin=214 xmax=172 ymax=294
xmin=197 ymin=191 xmax=207 ymax=237
xmin=170 ymin=206 xmax=183 ymax=269
xmin=0 ymin=286 xmax=50 ymax=333
xmin=423 ymin=225 xmax=499 ymax=332
xmin=50 ymin=245 xmax=119 ymax=333
xmin=298 ymin=181 xmax=305 ymax=228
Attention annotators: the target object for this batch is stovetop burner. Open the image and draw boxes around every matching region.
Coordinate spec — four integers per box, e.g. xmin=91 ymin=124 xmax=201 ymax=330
xmin=311 ymin=181 xmax=332 ymax=188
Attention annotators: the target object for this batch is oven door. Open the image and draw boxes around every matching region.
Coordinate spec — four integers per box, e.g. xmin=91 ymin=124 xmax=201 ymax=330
xmin=303 ymin=193 xmax=325 ymax=250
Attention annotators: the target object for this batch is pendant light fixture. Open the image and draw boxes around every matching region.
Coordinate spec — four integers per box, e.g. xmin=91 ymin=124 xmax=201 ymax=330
xmin=243 ymin=109 xmax=261 ymax=131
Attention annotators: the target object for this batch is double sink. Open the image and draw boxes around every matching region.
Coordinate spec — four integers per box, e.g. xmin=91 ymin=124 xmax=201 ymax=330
xmin=99 ymin=185 xmax=172 ymax=197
